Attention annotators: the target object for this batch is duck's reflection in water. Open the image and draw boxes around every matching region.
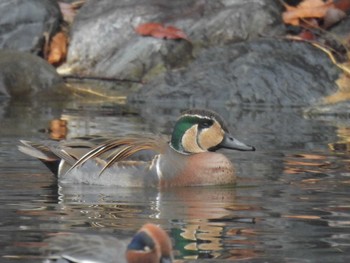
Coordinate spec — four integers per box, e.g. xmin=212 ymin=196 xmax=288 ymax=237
xmin=56 ymin=184 xmax=260 ymax=260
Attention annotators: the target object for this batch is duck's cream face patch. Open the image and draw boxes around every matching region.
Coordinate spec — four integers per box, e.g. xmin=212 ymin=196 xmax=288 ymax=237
xmin=181 ymin=119 xmax=225 ymax=153
xmin=198 ymin=120 xmax=225 ymax=150
xmin=182 ymin=125 xmax=204 ymax=153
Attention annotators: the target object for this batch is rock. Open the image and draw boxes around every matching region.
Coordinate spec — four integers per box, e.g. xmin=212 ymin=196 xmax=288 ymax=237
xmin=64 ymin=0 xmax=281 ymax=80
xmin=329 ymin=11 xmax=350 ymax=37
xmin=301 ymin=16 xmax=350 ymax=117
xmin=0 ymin=50 xmax=65 ymax=98
xmin=0 ymin=0 xmax=61 ymax=54
xmin=129 ymin=39 xmax=340 ymax=106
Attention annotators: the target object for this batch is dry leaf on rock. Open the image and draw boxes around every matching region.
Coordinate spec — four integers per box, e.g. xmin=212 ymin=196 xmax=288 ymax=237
xmin=135 ymin=23 xmax=163 ymax=35
xmin=135 ymin=22 xmax=188 ymax=40
xmin=48 ymin=32 xmax=68 ymax=66
xmin=282 ymin=0 xmax=334 ymax=26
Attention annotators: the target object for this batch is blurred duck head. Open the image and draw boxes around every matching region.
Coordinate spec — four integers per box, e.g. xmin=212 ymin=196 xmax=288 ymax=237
xmin=126 ymin=224 xmax=173 ymax=263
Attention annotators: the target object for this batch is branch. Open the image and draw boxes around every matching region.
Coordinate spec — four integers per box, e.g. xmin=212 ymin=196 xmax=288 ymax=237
xmin=61 ymin=74 xmax=144 ymax=84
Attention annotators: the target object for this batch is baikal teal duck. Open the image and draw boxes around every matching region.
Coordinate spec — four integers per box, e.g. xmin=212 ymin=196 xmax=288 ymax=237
xmin=19 ymin=109 xmax=255 ymax=187
xmin=43 ymin=223 xmax=173 ymax=263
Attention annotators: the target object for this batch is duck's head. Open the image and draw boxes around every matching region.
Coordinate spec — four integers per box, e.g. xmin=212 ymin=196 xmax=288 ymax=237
xmin=170 ymin=109 xmax=255 ymax=154
xmin=126 ymin=223 xmax=173 ymax=263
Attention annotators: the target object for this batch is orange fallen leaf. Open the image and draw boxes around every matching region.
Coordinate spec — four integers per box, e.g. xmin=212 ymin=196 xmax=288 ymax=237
xmin=282 ymin=0 xmax=334 ymax=26
xmin=48 ymin=32 xmax=68 ymax=66
xmin=298 ymin=0 xmax=332 ymax=9
xmin=135 ymin=22 xmax=163 ymax=35
xmin=151 ymin=25 xmax=188 ymax=40
xmin=135 ymin=22 xmax=188 ymax=40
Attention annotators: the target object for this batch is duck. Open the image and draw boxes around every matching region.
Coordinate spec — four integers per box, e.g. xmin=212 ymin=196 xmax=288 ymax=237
xmin=18 ymin=109 xmax=255 ymax=187
xmin=42 ymin=223 xmax=173 ymax=263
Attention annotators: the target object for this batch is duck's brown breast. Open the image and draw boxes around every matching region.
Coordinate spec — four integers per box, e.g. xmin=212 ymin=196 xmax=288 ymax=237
xmin=159 ymin=151 xmax=236 ymax=187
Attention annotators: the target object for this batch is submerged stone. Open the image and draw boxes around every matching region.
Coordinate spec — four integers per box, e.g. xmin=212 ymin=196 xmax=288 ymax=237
xmin=0 ymin=50 xmax=65 ymax=98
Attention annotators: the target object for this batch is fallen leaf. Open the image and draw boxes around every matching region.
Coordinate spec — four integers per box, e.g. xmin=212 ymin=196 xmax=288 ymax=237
xmin=47 ymin=32 xmax=68 ymax=66
xmin=135 ymin=22 xmax=164 ymax=36
xmin=159 ymin=25 xmax=188 ymax=40
xmin=135 ymin=22 xmax=188 ymax=40
xmin=298 ymin=0 xmax=332 ymax=9
xmin=282 ymin=0 xmax=334 ymax=26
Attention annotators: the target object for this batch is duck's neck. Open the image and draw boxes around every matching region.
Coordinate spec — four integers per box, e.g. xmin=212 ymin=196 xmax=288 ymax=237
xmin=170 ymin=134 xmax=182 ymax=153
xmin=171 ymin=116 xmax=198 ymax=152
xmin=170 ymin=125 xmax=186 ymax=153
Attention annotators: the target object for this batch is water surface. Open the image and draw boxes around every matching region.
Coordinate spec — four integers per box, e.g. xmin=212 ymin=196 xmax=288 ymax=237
xmin=0 ymin=99 xmax=349 ymax=262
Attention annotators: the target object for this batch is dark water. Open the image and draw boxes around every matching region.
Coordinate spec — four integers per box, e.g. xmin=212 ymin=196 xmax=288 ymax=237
xmin=1 ymin=98 xmax=350 ymax=262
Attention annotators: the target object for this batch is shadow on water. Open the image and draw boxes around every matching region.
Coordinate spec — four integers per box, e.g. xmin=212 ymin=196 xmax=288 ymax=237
xmin=1 ymin=97 xmax=350 ymax=262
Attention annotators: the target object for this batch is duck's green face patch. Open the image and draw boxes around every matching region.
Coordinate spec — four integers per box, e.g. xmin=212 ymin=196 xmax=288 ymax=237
xmin=171 ymin=116 xmax=200 ymax=152
xmin=170 ymin=113 xmax=223 ymax=153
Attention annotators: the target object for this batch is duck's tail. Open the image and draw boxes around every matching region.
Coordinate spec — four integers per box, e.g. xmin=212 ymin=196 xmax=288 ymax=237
xmin=18 ymin=140 xmax=74 ymax=177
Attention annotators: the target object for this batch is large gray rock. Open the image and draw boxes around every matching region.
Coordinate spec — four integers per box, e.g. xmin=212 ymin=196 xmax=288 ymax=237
xmin=64 ymin=0 xmax=281 ymax=80
xmin=130 ymin=39 xmax=340 ymax=106
xmin=0 ymin=0 xmax=61 ymax=54
xmin=0 ymin=50 xmax=65 ymax=98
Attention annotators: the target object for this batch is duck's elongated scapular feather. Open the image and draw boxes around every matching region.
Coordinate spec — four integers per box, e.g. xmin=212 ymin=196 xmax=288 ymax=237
xmin=19 ymin=109 xmax=255 ymax=187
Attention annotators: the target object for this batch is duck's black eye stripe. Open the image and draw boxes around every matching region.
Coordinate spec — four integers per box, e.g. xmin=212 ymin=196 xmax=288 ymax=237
xmin=199 ymin=119 xmax=213 ymax=128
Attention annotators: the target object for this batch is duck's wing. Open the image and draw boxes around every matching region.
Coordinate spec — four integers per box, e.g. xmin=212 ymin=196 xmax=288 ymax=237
xmin=68 ymin=135 xmax=168 ymax=175
xmin=19 ymin=135 xmax=168 ymax=177
xmin=42 ymin=233 xmax=128 ymax=263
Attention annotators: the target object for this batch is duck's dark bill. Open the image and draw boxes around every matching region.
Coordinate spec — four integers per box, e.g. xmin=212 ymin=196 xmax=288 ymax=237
xmin=218 ymin=133 xmax=256 ymax=151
